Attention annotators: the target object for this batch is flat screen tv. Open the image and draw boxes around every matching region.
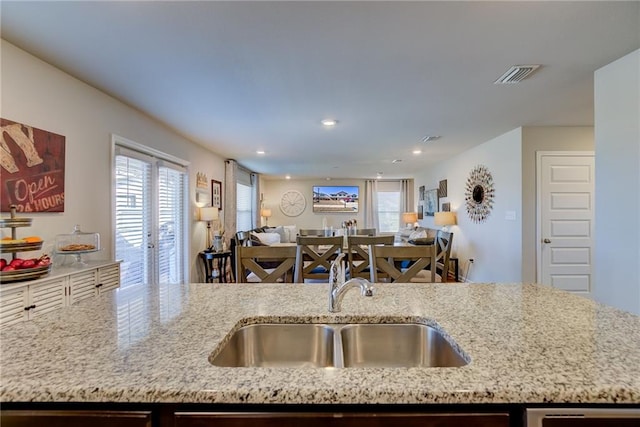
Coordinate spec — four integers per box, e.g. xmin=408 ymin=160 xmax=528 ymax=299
xmin=313 ymin=185 xmax=359 ymax=213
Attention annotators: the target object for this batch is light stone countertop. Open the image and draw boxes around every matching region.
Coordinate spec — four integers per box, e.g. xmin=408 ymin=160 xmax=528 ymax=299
xmin=1 ymin=282 xmax=639 ymax=405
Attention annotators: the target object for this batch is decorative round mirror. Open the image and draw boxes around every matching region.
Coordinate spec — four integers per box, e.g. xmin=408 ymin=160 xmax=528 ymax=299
xmin=465 ymin=165 xmax=495 ymax=223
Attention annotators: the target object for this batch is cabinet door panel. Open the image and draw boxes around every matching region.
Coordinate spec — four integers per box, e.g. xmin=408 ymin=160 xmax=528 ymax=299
xmin=174 ymin=412 xmax=509 ymax=427
xmin=69 ymin=271 xmax=97 ymax=304
xmin=98 ymin=264 xmax=120 ymax=293
xmin=0 ymin=286 xmax=28 ymax=327
xmin=1 ymin=410 xmax=152 ymax=427
xmin=29 ymin=278 xmax=66 ymax=318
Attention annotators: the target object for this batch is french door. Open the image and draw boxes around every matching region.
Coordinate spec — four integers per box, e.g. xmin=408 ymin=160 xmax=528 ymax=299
xmin=113 ymin=138 xmax=188 ymax=288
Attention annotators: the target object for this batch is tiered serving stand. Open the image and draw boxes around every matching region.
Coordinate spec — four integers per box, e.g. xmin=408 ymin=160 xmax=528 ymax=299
xmin=0 ymin=205 xmax=51 ymax=283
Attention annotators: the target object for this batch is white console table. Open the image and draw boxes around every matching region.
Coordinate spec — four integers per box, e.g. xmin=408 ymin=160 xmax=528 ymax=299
xmin=0 ymin=260 xmax=121 ymax=328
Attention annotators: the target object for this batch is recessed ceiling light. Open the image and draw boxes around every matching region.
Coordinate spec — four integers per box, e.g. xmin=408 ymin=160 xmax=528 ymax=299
xmin=321 ymin=119 xmax=338 ymax=127
xmin=412 ymin=149 xmax=422 ymax=155
xmin=256 ymin=150 xmax=265 ymax=155
xmin=422 ymin=135 xmax=441 ymax=143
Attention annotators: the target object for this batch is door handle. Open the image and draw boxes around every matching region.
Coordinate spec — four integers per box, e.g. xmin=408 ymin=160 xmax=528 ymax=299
xmin=543 ymin=238 xmax=551 ymax=244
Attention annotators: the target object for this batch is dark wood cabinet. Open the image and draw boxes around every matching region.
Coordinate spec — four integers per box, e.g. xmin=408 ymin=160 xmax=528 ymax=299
xmin=173 ymin=412 xmax=509 ymax=427
xmin=0 ymin=410 xmax=152 ymax=427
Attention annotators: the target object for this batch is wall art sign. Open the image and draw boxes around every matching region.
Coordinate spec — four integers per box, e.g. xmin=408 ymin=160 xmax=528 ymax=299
xmin=1 ymin=118 xmax=65 ymax=212
xmin=195 ymin=172 xmax=210 ymax=206
xmin=465 ymin=164 xmax=495 ymax=223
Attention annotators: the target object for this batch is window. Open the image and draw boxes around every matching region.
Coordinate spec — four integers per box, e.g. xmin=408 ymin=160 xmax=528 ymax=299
xmin=376 ymin=181 xmax=402 ymax=233
xmin=236 ymin=182 xmax=253 ymax=232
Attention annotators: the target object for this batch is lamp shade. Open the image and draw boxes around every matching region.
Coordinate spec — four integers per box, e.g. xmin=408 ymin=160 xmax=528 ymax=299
xmin=402 ymin=212 xmax=418 ymax=224
xmin=200 ymin=206 xmax=219 ymax=221
xmin=434 ymin=211 xmax=457 ymax=227
xmin=261 ymin=208 xmax=272 ymax=218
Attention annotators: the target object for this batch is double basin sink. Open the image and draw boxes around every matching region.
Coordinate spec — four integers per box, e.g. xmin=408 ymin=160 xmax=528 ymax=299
xmin=210 ymin=322 xmax=469 ymax=368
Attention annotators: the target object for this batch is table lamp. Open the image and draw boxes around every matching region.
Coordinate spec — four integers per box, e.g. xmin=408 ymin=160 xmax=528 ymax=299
xmin=200 ymin=206 xmax=219 ymax=250
xmin=434 ymin=211 xmax=457 ymax=231
xmin=402 ymin=212 xmax=418 ymax=229
xmin=261 ymin=208 xmax=272 ymax=226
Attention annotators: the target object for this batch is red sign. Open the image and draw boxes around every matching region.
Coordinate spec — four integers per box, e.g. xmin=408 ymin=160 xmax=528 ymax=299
xmin=1 ymin=118 xmax=66 ymax=212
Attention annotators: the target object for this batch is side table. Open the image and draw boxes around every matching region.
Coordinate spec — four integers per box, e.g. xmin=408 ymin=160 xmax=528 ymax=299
xmin=199 ymin=251 xmax=233 ymax=283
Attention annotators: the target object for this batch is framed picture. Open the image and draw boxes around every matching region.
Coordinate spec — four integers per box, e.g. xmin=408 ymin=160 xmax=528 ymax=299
xmin=424 ymin=188 xmax=438 ymax=217
xmin=438 ymin=179 xmax=448 ymax=198
xmin=211 ymin=179 xmax=222 ymax=210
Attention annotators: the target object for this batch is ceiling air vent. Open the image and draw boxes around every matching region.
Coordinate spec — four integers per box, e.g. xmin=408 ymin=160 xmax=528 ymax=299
xmin=494 ymin=65 xmax=540 ymax=84
xmin=422 ymin=135 xmax=441 ymax=143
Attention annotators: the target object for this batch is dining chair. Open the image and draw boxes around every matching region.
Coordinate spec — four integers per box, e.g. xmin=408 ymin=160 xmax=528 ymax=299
xmin=346 ymin=235 xmax=394 ymax=280
xmin=295 ymin=236 xmax=344 ymax=283
xmin=235 ymin=245 xmax=297 ymax=283
xmin=354 ymin=228 xmax=377 ymax=236
xmin=298 ymin=229 xmax=326 ymax=237
xmin=369 ymin=244 xmax=436 ymax=283
xmin=417 ymin=230 xmax=454 ymax=282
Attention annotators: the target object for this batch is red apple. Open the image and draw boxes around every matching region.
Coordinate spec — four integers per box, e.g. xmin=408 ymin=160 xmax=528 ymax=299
xmin=0 ymin=259 xmax=6 ymax=269
xmin=2 ymin=266 xmax=16 ymax=272
xmin=20 ymin=259 xmax=36 ymax=269
xmin=9 ymin=258 xmax=23 ymax=267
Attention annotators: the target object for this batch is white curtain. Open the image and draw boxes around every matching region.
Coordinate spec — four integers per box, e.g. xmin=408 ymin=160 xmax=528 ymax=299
xmin=364 ymin=179 xmax=379 ymax=231
xmin=224 ymin=159 xmax=237 ymax=241
xmin=251 ymin=172 xmax=261 ymax=228
xmin=400 ymin=179 xmax=414 ymax=213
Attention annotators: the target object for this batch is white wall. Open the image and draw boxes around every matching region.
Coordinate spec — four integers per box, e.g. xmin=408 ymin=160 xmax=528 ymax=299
xmin=594 ymin=49 xmax=640 ymax=315
xmin=413 ymin=128 xmax=523 ymax=283
xmin=261 ymin=178 xmax=366 ymax=230
xmin=521 ymin=127 xmax=593 ymax=283
xmin=1 ymin=40 xmax=225 ymax=282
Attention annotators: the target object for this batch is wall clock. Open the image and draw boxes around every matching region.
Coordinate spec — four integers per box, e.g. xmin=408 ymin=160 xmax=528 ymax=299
xmin=465 ymin=164 xmax=495 ymax=223
xmin=280 ymin=190 xmax=306 ymax=217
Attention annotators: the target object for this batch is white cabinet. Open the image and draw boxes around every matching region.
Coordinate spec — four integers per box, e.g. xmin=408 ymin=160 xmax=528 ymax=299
xmin=0 ymin=277 xmax=66 ymax=326
xmin=30 ymin=277 xmax=67 ymax=317
xmin=98 ymin=264 xmax=120 ymax=293
xmin=0 ymin=286 xmax=28 ymax=327
xmin=68 ymin=270 xmax=98 ymax=305
xmin=0 ymin=261 xmax=120 ymax=328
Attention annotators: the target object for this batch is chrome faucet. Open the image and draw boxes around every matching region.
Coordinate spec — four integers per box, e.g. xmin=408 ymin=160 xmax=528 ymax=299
xmin=329 ymin=253 xmax=375 ymax=312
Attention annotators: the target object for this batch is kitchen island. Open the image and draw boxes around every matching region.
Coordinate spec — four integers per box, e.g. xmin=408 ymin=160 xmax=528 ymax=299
xmin=1 ymin=282 xmax=639 ymax=426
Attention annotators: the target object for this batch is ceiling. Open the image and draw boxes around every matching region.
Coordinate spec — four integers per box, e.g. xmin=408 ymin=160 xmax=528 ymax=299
xmin=1 ymin=1 xmax=638 ymax=180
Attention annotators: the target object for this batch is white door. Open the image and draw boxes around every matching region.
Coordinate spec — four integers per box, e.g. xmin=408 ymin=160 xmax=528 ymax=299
xmin=114 ymin=139 xmax=188 ymax=288
xmin=537 ymin=152 xmax=595 ymax=297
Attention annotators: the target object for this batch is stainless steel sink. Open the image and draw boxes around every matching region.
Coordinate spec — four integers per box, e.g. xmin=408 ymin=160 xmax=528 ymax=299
xmin=340 ymin=323 xmax=467 ymax=368
xmin=210 ymin=322 xmax=468 ymax=368
xmin=210 ymin=323 xmax=336 ymax=367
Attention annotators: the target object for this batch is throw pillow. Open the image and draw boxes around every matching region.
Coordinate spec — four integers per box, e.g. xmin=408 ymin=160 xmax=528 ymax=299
xmin=252 ymin=232 xmax=281 ymax=245
xmin=265 ymin=226 xmax=286 ymax=243
xmin=409 ymin=229 xmax=427 ymax=240
xmin=283 ymin=225 xmax=298 ymax=243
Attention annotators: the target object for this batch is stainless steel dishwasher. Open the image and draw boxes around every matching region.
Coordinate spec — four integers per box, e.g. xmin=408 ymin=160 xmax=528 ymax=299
xmin=526 ymin=408 xmax=640 ymax=426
